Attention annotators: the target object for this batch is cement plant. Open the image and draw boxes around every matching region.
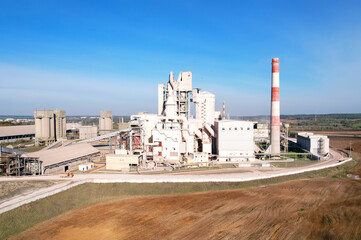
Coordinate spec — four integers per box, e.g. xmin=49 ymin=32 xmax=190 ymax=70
xmin=1 ymin=59 xmax=340 ymax=177
xmin=2 ymin=1 xmax=361 ymax=239
xmin=1 ymin=56 xmax=361 ymax=239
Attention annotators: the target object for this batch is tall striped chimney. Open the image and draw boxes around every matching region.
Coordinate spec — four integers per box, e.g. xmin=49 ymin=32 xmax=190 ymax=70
xmin=270 ymin=58 xmax=280 ymax=156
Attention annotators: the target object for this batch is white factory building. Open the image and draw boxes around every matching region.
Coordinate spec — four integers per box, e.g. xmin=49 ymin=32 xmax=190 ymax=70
xmin=214 ymin=120 xmax=254 ymax=162
xmin=297 ymin=132 xmax=329 ymax=156
xmin=118 ymin=71 xmax=257 ymax=168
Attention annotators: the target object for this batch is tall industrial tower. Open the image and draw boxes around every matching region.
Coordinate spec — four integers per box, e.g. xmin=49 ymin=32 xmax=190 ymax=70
xmin=270 ymin=58 xmax=281 ymax=156
xmin=158 ymin=71 xmax=193 ymax=119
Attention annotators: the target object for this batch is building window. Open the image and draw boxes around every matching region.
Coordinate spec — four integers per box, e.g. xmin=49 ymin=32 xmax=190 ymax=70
xmin=247 ymin=128 xmax=250 ymax=130
xmin=235 ymin=128 xmax=237 ymax=130
xmin=222 ymin=128 xmax=225 ymax=130
xmin=229 ymin=128 xmax=231 ymax=130
xmin=241 ymin=128 xmax=243 ymax=130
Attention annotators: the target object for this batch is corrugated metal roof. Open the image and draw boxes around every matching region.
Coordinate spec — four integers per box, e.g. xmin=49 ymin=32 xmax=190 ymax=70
xmin=0 ymin=125 xmax=35 ymax=138
xmin=0 ymin=146 xmax=26 ymax=155
xmin=23 ymin=143 xmax=99 ymax=167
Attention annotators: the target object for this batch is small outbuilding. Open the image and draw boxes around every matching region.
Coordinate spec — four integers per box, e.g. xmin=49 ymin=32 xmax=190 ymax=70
xmin=78 ymin=162 xmax=94 ymax=171
xmin=106 ymin=154 xmax=139 ymax=171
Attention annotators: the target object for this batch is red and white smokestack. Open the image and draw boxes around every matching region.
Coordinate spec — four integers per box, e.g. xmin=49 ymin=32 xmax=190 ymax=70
xmin=222 ymin=101 xmax=226 ymax=120
xmin=270 ymin=58 xmax=280 ymax=156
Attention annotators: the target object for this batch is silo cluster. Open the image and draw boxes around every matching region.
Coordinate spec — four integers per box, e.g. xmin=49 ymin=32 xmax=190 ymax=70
xmin=34 ymin=110 xmax=66 ymax=146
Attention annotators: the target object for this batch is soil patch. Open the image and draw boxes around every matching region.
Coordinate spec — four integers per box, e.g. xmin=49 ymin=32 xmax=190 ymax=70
xmin=10 ymin=178 xmax=361 ymax=240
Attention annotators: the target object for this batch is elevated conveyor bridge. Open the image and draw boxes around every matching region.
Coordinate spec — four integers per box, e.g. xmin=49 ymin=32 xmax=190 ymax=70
xmin=77 ymin=128 xmax=131 ymax=144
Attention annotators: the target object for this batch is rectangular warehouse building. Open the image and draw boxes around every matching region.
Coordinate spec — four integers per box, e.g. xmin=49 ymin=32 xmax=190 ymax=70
xmin=23 ymin=143 xmax=100 ymax=174
xmin=297 ymin=132 xmax=329 ymax=156
xmin=0 ymin=125 xmax=35 ymax=143
xmin=214 ymin=120 xmax=254 ymax=162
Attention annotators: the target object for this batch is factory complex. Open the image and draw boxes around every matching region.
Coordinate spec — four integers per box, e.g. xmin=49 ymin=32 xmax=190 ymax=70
xmin=0 ymin=58 xmax=331 ymax=175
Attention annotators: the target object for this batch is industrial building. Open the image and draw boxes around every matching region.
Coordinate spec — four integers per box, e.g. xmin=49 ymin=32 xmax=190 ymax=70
xmin=106 ymin=154 xmax=139 ymax=171
xmin=0 ymin=125 xmax=35 ymax=143
xmin=102 ymin=70 xmax=260 ymax=169
xmin=79 ymin=126 xmax=98 ymax=139
xmin=23 ymin=143 xmax=100 ymax=174
xmin=214 ymin=120 xmax=254 ymax=162
xmin=0 ymin=58 xmax=319 ymax=176
xmin=0 ymin=154 xmax=41 ymax=176
xmin=118 ymin=117 xmax=130 ymax=130
xmin=253 ymin=123 xmax=269 ymax=142
xmin=49 ymin=59 xmax=283 ymax=171
xmin=193 ymin=89 xmax=216 ymax=125
xmin=99 ymin=111 xmax=113 ymax=135
xmin=23 ymin=59 xmax=281 ymax=173
xmin=78 ymin=162 xmax=94 ymax=171
xmin=297 ymin=132 xmax=330 ymax=156
xmin=34 ymin=110 xmax=66 ymax=146
xmin=158 ymin=71 xmax=193 ymax=118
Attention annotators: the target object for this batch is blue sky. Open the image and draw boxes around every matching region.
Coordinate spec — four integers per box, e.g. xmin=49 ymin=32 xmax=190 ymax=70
xmin=1 ymin=0 xmax=361 ymax=116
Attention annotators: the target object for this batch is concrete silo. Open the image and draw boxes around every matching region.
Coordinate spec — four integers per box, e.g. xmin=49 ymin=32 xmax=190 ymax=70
xmin=99 ymin=111 xmax=113 ymax=135
xmin=34 ymin=110 xmax=66 ymax=146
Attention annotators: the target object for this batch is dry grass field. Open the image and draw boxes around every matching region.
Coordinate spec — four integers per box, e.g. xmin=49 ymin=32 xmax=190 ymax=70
xmin=7 ymin=135 xmax=361 ymax=240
